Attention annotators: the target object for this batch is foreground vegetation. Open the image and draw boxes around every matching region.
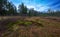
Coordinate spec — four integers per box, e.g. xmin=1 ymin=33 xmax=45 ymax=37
xmin=0 ymin=17 xmax=60 ymax=37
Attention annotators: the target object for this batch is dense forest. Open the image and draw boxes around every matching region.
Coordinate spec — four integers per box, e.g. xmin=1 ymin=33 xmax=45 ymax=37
xmin=0 ymin=0 xmax=60 ymax=16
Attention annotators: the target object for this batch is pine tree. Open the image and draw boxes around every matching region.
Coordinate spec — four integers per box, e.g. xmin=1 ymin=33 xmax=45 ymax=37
xmin=18 ymin=3 xmax=28 ymax=16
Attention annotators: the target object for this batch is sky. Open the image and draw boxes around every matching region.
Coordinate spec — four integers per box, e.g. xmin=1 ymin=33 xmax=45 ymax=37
xmin=9 ymin=0 xmax=60 ymax=12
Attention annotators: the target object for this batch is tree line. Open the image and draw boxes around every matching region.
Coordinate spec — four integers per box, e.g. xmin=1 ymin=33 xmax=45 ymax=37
xmin=0 ymin=0 xmax=60 ymax=16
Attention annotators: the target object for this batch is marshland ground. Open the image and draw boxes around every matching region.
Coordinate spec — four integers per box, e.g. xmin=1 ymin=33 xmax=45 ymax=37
xmin=0 ymin=16 xmax=60 ymax=37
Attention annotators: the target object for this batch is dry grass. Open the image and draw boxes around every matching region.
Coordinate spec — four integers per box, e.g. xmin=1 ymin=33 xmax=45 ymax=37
xmin=0 ymin=16 xmax=60 ymax=37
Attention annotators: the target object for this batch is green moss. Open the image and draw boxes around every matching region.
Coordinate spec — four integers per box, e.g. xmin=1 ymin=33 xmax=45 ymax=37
xmin=6 ymin=20 xmax=33 ymax=31
xmin=24 ymin=21 xmax=32 ymax=26
xmin=15 ymin=20 xmax=24 ymax=24
xmin=15 ymin=20 xmax=32 ymax=26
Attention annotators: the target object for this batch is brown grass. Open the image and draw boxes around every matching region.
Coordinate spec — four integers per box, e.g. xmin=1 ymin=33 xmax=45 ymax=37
xmin=0 ymin=16 xmax=60 ymax=37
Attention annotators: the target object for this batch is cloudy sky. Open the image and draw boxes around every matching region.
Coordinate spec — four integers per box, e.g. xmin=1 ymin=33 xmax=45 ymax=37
xmin=9 ymin=0 xmax=60 ymax=12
